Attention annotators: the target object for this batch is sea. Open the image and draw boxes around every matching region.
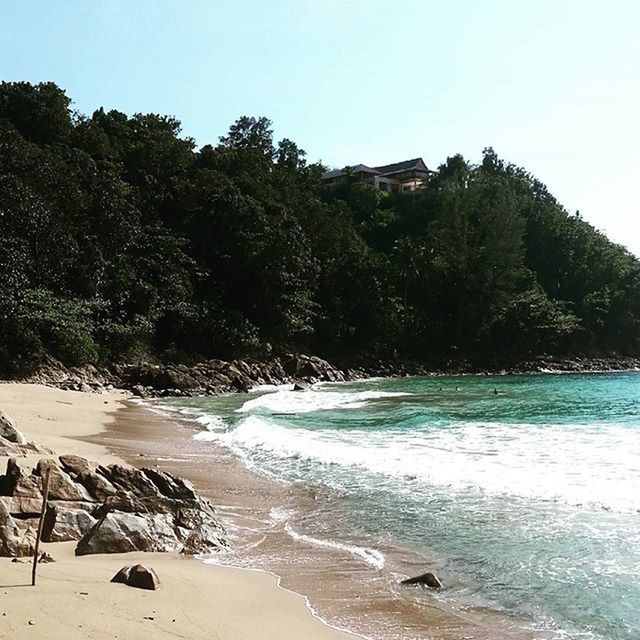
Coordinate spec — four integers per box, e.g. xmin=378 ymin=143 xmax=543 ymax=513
xmin=156 ymin=372 xmax=640 ymax=640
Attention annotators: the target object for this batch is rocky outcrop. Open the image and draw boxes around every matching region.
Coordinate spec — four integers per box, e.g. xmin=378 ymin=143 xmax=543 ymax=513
xmin=17 ymin=351 xmax=640 ymax=399
xmin=18 ymin=353 xmax=366 ymax=398
xmin=114 ymin=354 xmax=354 ymax=398
xmin=0 ymin=455 xmax=227 ymax=557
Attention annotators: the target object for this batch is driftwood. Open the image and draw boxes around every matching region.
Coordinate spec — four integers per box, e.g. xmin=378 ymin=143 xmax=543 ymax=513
xmin=31 ymin=467 xmax=51 ymax=586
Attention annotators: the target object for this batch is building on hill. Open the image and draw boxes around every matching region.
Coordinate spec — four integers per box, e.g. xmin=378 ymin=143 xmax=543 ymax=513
xmin=322 ymin=157 xmax=431 ymax=193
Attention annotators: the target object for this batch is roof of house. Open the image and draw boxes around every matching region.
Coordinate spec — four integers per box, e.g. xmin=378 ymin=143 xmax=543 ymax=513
xmin=322 ymin=164 xmax=380 ymax=180
xmin=375 ymin=158 xmax=429 ymax=175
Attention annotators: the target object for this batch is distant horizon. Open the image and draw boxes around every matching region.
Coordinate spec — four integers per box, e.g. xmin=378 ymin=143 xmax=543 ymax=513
xmin=2 ymin=0 xmax=639 ymax=256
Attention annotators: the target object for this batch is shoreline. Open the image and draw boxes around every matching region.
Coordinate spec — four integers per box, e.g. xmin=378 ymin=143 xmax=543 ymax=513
xmin=93 ymin=391 xmax=536 ymax=640
xmin=0 ymin=383 xmax=358 ymax=640
xmin=14 ymin=353 xmax=640 ymax=400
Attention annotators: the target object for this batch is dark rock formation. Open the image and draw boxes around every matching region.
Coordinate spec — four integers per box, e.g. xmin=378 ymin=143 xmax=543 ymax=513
xmin=0 ymin=455 xmax=227 ymax=557
xmin=19 ymin=353 xmax=364 ymax=398
xmin=111 ymin=564 xmax=159 ymax=590
xmin=401 ymin=571 xmax=443 ymax=589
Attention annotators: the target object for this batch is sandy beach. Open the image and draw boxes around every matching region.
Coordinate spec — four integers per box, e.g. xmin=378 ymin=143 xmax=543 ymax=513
xmin=0 ymin=383 xmax=356 ymax=640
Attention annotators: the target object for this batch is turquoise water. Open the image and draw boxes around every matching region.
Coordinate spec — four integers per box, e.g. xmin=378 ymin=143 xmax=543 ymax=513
xmin=166 ymin=372 xmax=640 ymax=640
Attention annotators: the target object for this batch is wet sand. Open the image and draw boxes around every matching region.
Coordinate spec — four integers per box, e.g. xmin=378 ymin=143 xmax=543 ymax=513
xmin=0 ymin=384 xmax=356 ymax=640
xmin=88 ymin=400 xmax=535 ymax=640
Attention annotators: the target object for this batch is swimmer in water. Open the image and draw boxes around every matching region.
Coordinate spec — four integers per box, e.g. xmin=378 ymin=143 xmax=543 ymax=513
xmin=492 ymin=388 xmax=498 ymax=395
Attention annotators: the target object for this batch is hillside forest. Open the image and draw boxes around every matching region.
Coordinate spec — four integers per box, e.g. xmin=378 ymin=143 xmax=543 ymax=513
xmin=1 ymin=82 xmax=639 ymax=373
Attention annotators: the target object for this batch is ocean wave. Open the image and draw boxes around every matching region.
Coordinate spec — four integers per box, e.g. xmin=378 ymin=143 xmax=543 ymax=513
xmin=236 ymin=388 xmax=412 ymax=415
xmin=202 ymin=414 xmax=640 ymax=514
xmin=268 ymin=507 xmax=385 ymax=570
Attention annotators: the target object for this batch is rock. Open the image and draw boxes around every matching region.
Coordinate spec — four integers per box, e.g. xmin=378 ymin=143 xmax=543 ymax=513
xmin=75 ymin=512 xmax=155 ymax=555
xmin=125 ymin=564 xmax=159 ymax=591
xmin=292 ymin=381 xmax=310 ymax=391
xmin=230 ymin=375 xmax=251 ymax=393
xmin=58 ymin=454 xmax=92 ymax=478
xmin=0 ymin=411 xmax=26 ymax=445
xmin=75 ymin=469 xmax=117 ymax=502
xmin=42 ymin=505 xmax=97 ymax=542
xmin=174 ymin=506 xmax=227 ymax=554
xmin=0 ymin=436 xmax=26 ymax=457
xmin=104 ymin=465 xmax=159 ymax=497
xmin=0 ymin=458 xmax=42 ymax=498
xmin=401 ymin=571 xmax=443 ymax=589
xmin=141 ymin=468 xmax=197 ymax=502
xmin=38 ymin=551 xmax=55 ymax=563
xmin=95 ymin=490 xmax=146 ymax=515
xmin=0 ymin=499 xmax=20 ymax=555
xmin=35 ymin=460 xmax=92 ymax=502
xmin=166 ymin=370 xmax=198 ymax=391
xmin=131 ymin=384 xmax=147 ymax=398
xmin=110 ymin=565 xmax=131 ymax=584
xmin=0 ymin=501 xmax=36 ymax=556
xmin=109 ymin=564 xmax=160 ymax=594
xmin=0 ymin=496 xmax=43 ymax=517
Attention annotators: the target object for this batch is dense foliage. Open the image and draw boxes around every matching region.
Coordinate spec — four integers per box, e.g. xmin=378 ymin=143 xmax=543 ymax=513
xmin=1 ymin=82 xmax=639 ymax=372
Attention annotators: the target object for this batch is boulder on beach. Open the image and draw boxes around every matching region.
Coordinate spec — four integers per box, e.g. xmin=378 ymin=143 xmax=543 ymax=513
xmin=401 ymin=571 xmax=443 ymax=589
xmin=111 ymin=564 xmax=159 ymax=590
xmin=127 ymin=564 xmax=160 ymax=590
xmin=75 ymin=511 xmax=158 ymax=555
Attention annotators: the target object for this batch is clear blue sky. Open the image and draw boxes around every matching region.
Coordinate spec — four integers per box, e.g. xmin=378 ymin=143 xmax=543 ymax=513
xmin=2 ymin=1 xmax=639 ymax=255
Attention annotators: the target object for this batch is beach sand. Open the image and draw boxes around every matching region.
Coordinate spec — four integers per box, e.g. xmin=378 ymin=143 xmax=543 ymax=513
xmin=0 ymin=383 xmax=356 ymax=640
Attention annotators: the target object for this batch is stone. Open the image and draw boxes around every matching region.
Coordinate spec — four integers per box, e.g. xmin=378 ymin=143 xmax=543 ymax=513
xmin=166 ymin=370 xmax=198 ymax=391
xmin=292 ymin=381 xmax=310 ymax=391
xmin=58 ymin=454 xmax=92 ymax=478
xmin=110 ymin=565 xmax=132 ymax=584
xmin=0 ymin=496 xmax=43 ymax=517
xmin=38 ymin=552 xmax=55 ymax=563
xmin=0 ymin=411 xmax=26 ymax=445
xmin=401 ymin=571 xmax=443 ymax=589
xmin=75 ymin=512 xmax=155 ymax=555
xmin=75 ymin=469 xmax=117 ymax=502
xmin=125 ymin=564 xmax=159 ymax=591
xmin=104 ymin=465 xmax=159 ymax=497
xmin=0 ymin=501 xmax=36 ymax=556
xmin=0 ymin=458 xmax=42 ymax=498
xmin=35 ymin=460 xmax=92 ymax=502
xmin=42 ymin=505 xmax=97 ymax=543
xmin=141 ymin=468 xmax=197 ymax=502
xmin=131 ymin=384 xmax=147 ymax=398
xmin=95 ymin=490 xmax=146 ymax=515
xmin=0 ymin=436 xmax=26 ymax=457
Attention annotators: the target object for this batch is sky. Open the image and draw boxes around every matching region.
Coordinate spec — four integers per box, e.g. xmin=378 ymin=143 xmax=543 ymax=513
xmin=1 ymin=0 xmax=639 ymax=255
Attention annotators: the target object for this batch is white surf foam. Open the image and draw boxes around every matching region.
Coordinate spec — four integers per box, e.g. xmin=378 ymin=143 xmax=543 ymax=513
xmin=205 ymin=414 xmax=640 ymax=514
xmin=236 ymin=388 xmax=411 ymax=414
xmin=277 ymin=520 xmax=385 ymax=570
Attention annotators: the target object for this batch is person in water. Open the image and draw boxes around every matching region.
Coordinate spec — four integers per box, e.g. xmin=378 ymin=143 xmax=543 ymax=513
xmin=492 ymin=388 xmax=498 ymax=395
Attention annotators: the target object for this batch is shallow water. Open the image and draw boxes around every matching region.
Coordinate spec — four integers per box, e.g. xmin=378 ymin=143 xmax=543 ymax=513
xmin=164 ymin=372 xmax=640 ymax=640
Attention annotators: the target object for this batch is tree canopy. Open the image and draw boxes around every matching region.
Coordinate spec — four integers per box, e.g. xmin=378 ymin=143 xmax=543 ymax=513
xmin=1 ymin=82 xmax=638 ymax=372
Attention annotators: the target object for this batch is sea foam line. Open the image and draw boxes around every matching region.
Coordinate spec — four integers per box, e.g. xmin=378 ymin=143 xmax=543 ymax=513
xmin=283 ymin=523 xmax=385 ymax=570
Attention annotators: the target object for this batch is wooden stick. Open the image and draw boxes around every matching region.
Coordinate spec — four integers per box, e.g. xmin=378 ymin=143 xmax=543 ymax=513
xmin=31 ymin=466 xmax=51 ymax=587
